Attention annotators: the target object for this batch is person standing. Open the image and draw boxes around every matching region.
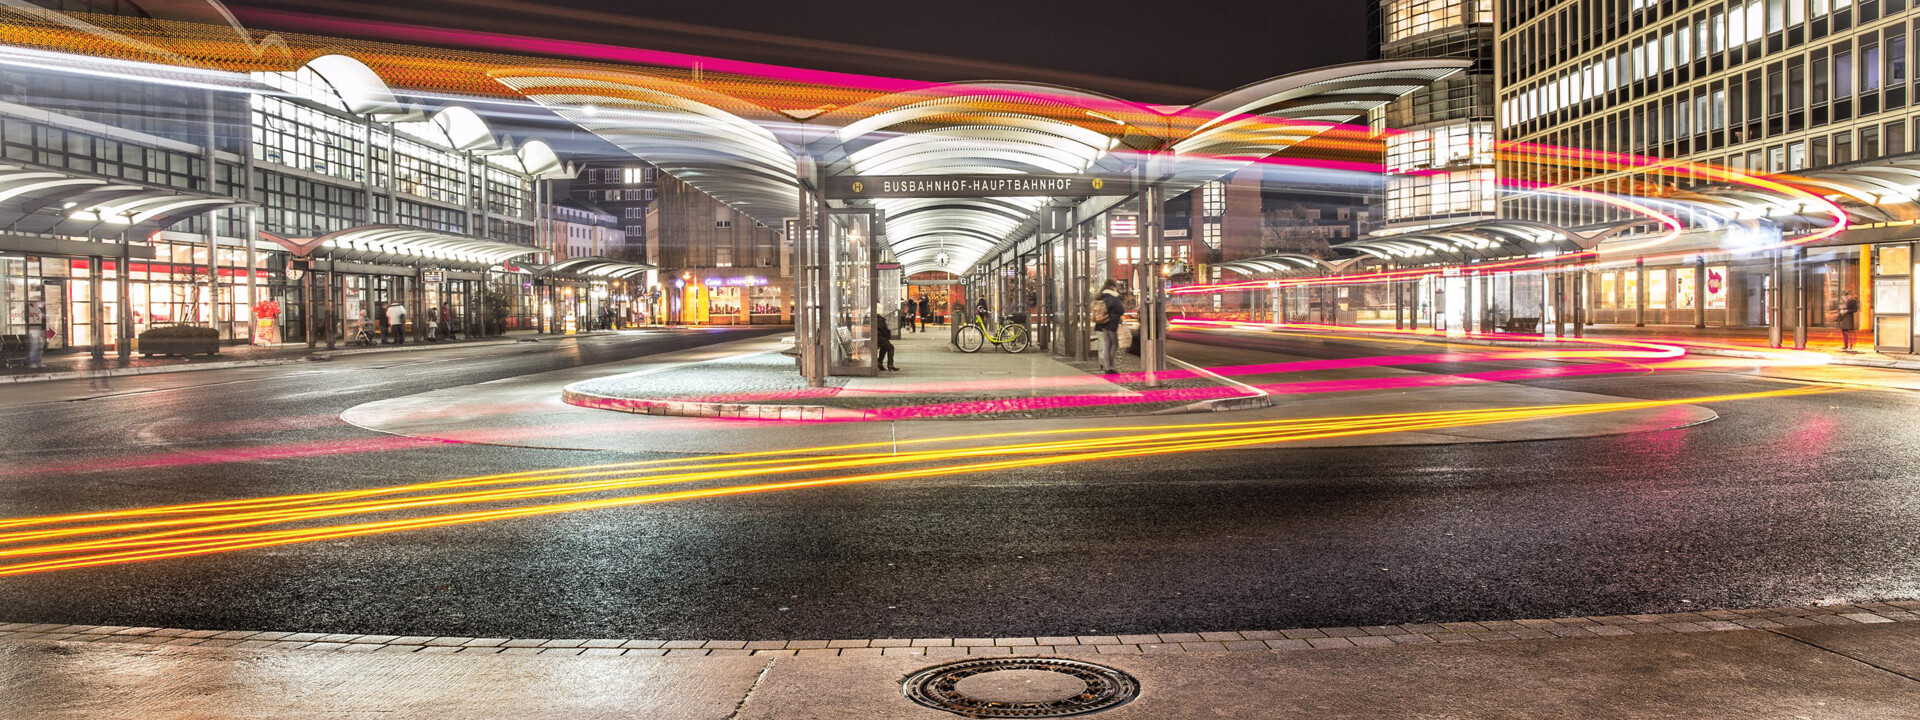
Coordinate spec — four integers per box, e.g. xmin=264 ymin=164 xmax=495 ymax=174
xmin=874 ymin=311 xmax=898 ymax=371
xmin=25 ymin=298 xmax=45 ymax=369
xmin=386 ymin=300 xmax=408 ymax=345
xmin=917 ymin=295 xmax=930 ymax=331
xmin=1095 ymin=279 xmax=1124 ymax=374
xmin=1837 ymin=292 xmax=1861 ymax=351
xmin=899 ymin=297 xmax=917 ymax=333
xmin=374 ymin=302 xmax=389 ymax=344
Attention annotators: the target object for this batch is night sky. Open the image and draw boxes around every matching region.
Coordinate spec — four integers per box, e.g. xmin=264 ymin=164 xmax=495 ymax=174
xmin=232 ymin=0 xmax=1371 ymax=103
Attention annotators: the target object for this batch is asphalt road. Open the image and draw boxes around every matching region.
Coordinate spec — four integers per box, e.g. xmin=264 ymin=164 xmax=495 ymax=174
xmin=1 ymin=326 xmax=1917 ymax=642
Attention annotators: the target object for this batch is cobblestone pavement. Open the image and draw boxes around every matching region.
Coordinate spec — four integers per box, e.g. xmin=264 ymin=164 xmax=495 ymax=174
xmin=564 ymin=332 xmax=1250 ymax=420
xmin=7 ymin=601 xmax=1911 ymax=659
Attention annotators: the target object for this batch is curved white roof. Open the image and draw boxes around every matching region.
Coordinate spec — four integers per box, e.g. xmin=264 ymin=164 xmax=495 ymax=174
xmin=495 ymin=59 xmax=1470 ymax=276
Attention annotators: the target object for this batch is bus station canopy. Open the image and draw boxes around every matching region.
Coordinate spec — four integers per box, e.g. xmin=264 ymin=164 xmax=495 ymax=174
xmin=494 ymin=59 xmax=1470 ymax=276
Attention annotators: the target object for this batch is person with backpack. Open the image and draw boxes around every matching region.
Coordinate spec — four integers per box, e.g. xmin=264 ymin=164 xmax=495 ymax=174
xmin=874 ymin=311 xmax=898 ymax=371
xmin=1836 ymin=292 xmax=1861 ymax=351
xmin=1093 ymin=279 xmax=1124 ymax=374
xmin=917 ymin=295 xmax=931 ymax=330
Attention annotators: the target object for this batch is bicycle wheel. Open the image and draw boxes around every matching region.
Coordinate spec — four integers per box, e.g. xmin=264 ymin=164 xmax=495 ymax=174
xmin=955 ymin=324 xmax=985 ymax=353
xmin=999 ymin=324 xmax=1029 ymax=353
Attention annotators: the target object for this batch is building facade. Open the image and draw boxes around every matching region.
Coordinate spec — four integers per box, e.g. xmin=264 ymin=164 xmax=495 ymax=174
xmin=643 ymin=173 xmax=791 ymax=326
xmin=1373 ymin=0 xmax=1501 ymax=230
xmin=566 ymin=162 xmax=659 ymax=259
xmin=546 ymin=202 xmax=622 ymax=261
xmin=1496 ymin=0 xmax=1920 ymax=341
xmin=0 ymin=3 xmax=599 ymax=357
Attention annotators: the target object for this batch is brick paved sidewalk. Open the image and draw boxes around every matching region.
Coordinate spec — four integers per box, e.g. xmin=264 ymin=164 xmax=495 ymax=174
xmin=0 ymin=330 xmax=615 ymax=384
xmin=562 ymin=331 xmax=1261 ymax=421
xmin=7 ymin=599 xmax=1911 ymax=659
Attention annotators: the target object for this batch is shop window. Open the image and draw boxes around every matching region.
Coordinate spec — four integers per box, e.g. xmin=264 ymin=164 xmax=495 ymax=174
xmin=1707 ymin=266 xmax=1730 ymax=309
xmin=1648 ymin=269 xmax=1670 ymax=309
xmin=1624 ymin=269 xmax=1641 ymax=308
xmin=709 ymin=286 xmax=742 ymax=317
xmin=1599 ymin=272 xmax=1619 ymax=308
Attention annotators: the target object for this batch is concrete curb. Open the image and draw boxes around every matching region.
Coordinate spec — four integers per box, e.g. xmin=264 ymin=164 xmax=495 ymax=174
xmin=1163 ymin=357 xmax=1273 ymax=414
xmin=2 ymin=333 xmax=622 ymax=384
xmin=4 ymin=600 xmax=1912 ymax=659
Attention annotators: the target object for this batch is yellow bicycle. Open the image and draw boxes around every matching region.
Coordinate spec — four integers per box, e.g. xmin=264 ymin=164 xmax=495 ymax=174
xmin=955 ymin=314 xmax=1030 ymax=353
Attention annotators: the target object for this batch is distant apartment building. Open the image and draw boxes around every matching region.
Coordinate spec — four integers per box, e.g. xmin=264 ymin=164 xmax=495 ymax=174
xmin=566 ymin=162 xmax=659 ymax=260
xmin=544 ymin=202 xmax=622 ymax=261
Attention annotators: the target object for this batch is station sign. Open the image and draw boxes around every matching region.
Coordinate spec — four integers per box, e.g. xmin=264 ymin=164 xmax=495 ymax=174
xmin=825 ymin=174 xmax=1136 ymax=199
xmin=423 ymin=270 xmax=445 ymax=284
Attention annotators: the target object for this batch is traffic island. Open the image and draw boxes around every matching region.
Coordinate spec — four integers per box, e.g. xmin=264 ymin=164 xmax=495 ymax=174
xmin=561 ymin=331 xmax=1266 ymax=421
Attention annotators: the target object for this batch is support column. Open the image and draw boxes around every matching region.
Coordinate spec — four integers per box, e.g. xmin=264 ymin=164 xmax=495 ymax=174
xmin=302 ymin=263 xmax=315 ymax=349
xmin=1141 ymin=182 xmax=1166 ymax=384
xmin=1573 ymin=268 xmax=1585 ymax=338
xmin=1794 ymin=246 xmax=1809 ymax=350
xmin=244 ymin=207 xmax=258 ymax=345
xmin=1769 ymin=249 xmax=1786 ymax=348
xmin=326 ymin=268 xmax=338 ymax=351
xmin=1394 ymin=268 xmax=1405 ymax=330
xmin=1635 ymin=256 xmax=1648 ymax=328
xmin=117 ymin=234 xmax=132 ymax=361
xmin=414 ymin=273 xmax=426 ymax=343
xmin=478 ymin=271 xmax=491 ymax=338
xmin=89 ymin=255 xmax=103 ymax=361
xmin=1551 ymin=269 xmax=1564 ymax=339
xmin=1694 ymin=255 xmax=1708 ymax=329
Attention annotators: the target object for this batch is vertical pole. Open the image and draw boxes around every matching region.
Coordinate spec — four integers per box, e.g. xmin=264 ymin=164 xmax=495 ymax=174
xmin=245 ymin=207 xmax=258 ymax=345
xmin=89 ymin=255 xmax=103 ymax=361
xmin=479 ymin=271 xmax=491 ymax=338
xmin=302 ymin=263 xmax=314 ymax=349
xmin=1408 ymin=278 xmax=1418 ymax=331
xmin=1635 ymin=256 xmax=1648 ymax=328
xmin=1551 ymin=269 xmax=1564 ymax=338
xmin=204 ymin=90 xmax=221 ymax=342
xmin=1394 ymin=266 xmax=1405 ymax=330
xmin=1141 ymin=182 xmax=1165 ymax=385
xmin=326 ymin=267 xmax=338 ymax=351
xmin=1573 ymin=267 xmax=1585 ymax=338
xmin=1794 ymin=246 xmax=1809 ymax=349
xmin=117 ymin=234 xmax=131 ymax=361
xmin=1073 ymin=210 xmax=1088 ymax=362
xmin=1694 ymin=255 xmax=1708 ymax=329
xmin=414 ymin=272 xmax=426 ymax=343
xmin=1769 ymin=249 xmax=1785 ymax=348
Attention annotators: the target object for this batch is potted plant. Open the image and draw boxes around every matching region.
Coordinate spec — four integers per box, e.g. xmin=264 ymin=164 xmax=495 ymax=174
xmin=138 ymin=324 xmax=220 ymax=357
xmin=252 ymin=299 xmax=281 ymax=345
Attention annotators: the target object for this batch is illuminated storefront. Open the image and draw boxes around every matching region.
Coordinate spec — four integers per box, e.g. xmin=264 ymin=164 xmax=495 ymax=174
xmin=665 ymin=271 xmax=789 ymax=326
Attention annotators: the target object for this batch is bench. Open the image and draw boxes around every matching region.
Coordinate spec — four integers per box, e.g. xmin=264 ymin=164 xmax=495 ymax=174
xmin=0 ymin=333 xmax=35 ymax=369
xmin=1497 ymin=317 xmax=1540 ymax=333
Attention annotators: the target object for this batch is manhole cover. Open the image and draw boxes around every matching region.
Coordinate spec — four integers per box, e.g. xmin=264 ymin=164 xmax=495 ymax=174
xmin=903 ymin=657 xmax=1139 ymax=718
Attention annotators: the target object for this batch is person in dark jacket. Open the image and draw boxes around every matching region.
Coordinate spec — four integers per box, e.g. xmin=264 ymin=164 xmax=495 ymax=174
xmin=1837 ymin=292 xmax=1861 ymax=351
xmin=917 ymin=296 xmax=931 ymax=330
xmin=874 ymin=312 xmax=898 ymax=370
xmin=1096 ymin=279 xmax=1125 ymax=374
xmin=899 ymin=297 xmax=917 ymax=333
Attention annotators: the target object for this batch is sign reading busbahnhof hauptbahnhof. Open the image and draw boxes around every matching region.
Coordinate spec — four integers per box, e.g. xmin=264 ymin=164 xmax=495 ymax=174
xmin=824 ymin=174 xmax=1136 ymax=199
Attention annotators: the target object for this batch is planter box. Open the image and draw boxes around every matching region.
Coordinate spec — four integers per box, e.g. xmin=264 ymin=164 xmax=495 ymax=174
xmin=138 ymin=326 xmax=221 ymax=357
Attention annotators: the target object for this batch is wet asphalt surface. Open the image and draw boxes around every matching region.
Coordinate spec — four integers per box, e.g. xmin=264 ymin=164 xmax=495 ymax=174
xmin=1 ymin=326 xmax=1917 ymax=641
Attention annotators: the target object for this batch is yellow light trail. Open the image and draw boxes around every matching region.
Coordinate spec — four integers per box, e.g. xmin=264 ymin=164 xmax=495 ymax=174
xmin=0 ymin=387 xmax=1828 ymax=578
